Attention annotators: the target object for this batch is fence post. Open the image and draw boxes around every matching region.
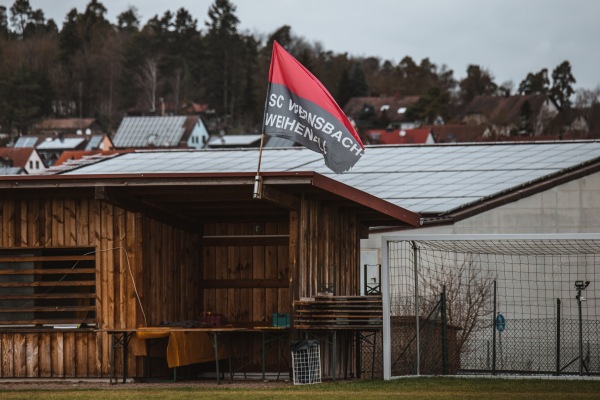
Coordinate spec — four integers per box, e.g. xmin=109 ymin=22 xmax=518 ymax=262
xmin=556 ymin=298 xmax=561 ymax=376
xmin=441 ymin=285 xmax=449 ymax=374
xmin=492 ymin=280 xmax=497 ymax=375
xmin=412 ymin=241 xmax=420 ymax=376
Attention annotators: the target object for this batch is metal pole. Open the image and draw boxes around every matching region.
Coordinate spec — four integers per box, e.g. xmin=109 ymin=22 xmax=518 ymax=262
xmin=441 ymin=285 xmax=448 ymax=374
xmin=381 ymin=238 xmax=391 ymax=380
xmin=556 ymin=298 xmax=561 ymax=376
xmin=578 ymin=289 xmax=583 ymax=376
xmin=411 ymin=241 xmax=420 ymax=376
xmin=253 ymin=133 xmax=265 ymax=199
xmin=492 ymin=280 xmax=497 ymax=376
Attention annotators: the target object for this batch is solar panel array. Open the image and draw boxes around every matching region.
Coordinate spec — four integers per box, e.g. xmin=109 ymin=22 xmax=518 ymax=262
xmin=13 ymin=136 xmax=38 ymax=148
xmin=36 ymin=137 xmax=85 ymax=150
xmin=63 ymin=141 xmax=600 ymax=214
xmin=85 ymin=135 xmax=103 ymax=150
xmin=112 ymin=116 xmax=187 ymax=148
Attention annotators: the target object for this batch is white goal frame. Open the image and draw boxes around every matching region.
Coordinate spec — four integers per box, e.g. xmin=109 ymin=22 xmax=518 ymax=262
xmin=380 ymin=233 xmax=600 ymax=380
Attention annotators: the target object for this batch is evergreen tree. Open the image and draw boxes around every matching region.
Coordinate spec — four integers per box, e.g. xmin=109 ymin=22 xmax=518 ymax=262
xmin=0 ymin=6 xmax=7 ymax=36
xmin=337 ymin=62 xmax=368 ymax=108
xmin=204 ymin=0 xmax=241 ymax=120
xmin=9 ymin=0 xmax=31 ymax=36
xmin=550 ymin=60 xmax=576 ymax=110
xmin=0 ymin=68 xmax=52 ymax=135
xmin=405 ymin=86 xmax=450 ymax=124
xmin=518 ymin=68 xmax=550 ymax=95
xmin=459 ymin=64 xmax=497 ymax=106
xmin=116 ymin=6 xmax=140 ymax=33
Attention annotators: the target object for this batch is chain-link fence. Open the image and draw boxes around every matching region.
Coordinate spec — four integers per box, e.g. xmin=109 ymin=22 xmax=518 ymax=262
xmin=383 ymin=238 xmax=600 ymax=378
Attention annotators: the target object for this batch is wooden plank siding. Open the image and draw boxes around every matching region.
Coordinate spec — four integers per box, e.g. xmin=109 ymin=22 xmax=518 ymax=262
xmin=0 ymin=189 xmax=365 ymax=380
xmin=0 ymin=197 xmax=147 ymax=378
xmin=0 ymin=331 xmax=98 ymax=378
xmin=293 ymin=198 xmax=362 ymax=378
xmin=201 ymin=221 xmax=290 ymax=324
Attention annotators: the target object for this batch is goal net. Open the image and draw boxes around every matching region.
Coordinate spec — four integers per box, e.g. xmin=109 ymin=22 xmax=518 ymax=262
xmin=383 ymin=237 xmax=600 ymax=378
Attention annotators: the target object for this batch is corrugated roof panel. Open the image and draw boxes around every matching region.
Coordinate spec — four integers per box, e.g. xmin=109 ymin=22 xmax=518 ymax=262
xmin=63 ymin=142 xmax=600 ymax=214
xmin=112 ymin=116 xmax=187 ymax=148
xmin=85 ymin=135 xmax=103 ymax=150
xmin=14 ymin=136 xmax=38 ymax=148
xmin=37 ymin=138 xmax=85 ymax=150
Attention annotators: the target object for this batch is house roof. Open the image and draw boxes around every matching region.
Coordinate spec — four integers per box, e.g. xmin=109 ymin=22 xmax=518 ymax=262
xmin=14 ymin=136 xmax=42 ymax=148
xmin=52 ymin=150 xmax=126 ymax=168
xmin=369 ymin=128 xmax=432 ymax=145
xmin=0 ymin=168 xmax=420 ymax=229
xmin=34 ymin=118 xmax=97 ymax=131
xmin=462 ymin=95 xmax=550 ymax=125
xmin=112 ymin=116 xmax=201 ymax=148
xmin=207 ymin=134 xmax=262 ymax=148
xmin=0 ymin=166 xmax=23 ymax=175
xmin=424 ymin=124 xmax=487 ymax=143
xmin=0 ymin=147 xmax=36 ymax=168
xmin=343 ymin=96 xmax=420 ymax=123
xmin=36 ymin=137 xmax=86 ymax=150
xmin=47 ymin=141 xmax=600 ymax=224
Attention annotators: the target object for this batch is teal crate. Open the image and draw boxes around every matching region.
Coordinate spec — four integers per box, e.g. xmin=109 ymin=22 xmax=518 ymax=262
xmin=272 ymin=313 xmax=290 ymax=327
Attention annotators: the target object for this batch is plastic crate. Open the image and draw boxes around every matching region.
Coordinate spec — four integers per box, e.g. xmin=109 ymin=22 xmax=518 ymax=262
xmin=272 ymin=312 xmax=290 ymax=327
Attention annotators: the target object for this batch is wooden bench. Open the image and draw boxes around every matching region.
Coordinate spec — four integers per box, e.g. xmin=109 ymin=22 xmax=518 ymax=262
xmin=293 ymin=295 xmax=383 ymax=330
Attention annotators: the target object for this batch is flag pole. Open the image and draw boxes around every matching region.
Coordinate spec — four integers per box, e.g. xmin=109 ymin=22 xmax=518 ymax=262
xmin=255 ymin=42 xmax=276 ymax=200
xmin=253 ymin=132 xmax=265 ymax=199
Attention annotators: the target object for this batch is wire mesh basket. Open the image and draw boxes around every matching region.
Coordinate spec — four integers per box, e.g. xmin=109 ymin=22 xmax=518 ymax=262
xmin=291 ymin=340 xmax=321 ymax=385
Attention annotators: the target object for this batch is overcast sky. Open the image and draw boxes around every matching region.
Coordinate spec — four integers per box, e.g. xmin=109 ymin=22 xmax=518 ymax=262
xmin=16 ymin=0 xmax=600 ymax=91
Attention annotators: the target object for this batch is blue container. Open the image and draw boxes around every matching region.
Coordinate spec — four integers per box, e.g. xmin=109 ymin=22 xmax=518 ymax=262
xmin=272 ymin=313 xmax=290 ymax=327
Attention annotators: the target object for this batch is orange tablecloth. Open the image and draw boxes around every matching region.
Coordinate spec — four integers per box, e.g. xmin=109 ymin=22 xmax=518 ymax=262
xmin=131 ymin=327 xmax=226 ymax=368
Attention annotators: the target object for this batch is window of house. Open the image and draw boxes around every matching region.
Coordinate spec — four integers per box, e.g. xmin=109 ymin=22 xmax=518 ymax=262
xmin=0 ymin=247 xmax=96 ymax=328
xmin=29 ymin=161 xmax=33 ymax=169
xmin=35 ymin=161 xmax=40 ymax=169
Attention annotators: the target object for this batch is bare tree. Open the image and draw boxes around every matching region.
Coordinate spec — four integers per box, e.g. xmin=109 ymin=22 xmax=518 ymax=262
xmin=136 ymin=57 xmax=158 ymax=112
xmin=420 ymin=253 xmax=495 ymax=353
xmin=170 ymin=67 xmax=182 ymax=114
xmin=574 ymin=86 xmax=600 ymax=108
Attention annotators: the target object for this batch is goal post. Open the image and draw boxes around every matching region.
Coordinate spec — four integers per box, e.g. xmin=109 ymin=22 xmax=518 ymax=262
xmin=380 ymin=234 xmax=600 ymax=379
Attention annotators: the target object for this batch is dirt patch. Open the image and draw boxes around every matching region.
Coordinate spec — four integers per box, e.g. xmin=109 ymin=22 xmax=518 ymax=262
xmin=0 ymin=378 xmax=294 ymax=391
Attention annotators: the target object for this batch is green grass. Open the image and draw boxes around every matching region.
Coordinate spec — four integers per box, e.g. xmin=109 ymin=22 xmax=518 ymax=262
xmin=1 ymin=377 xmax=600 ymax=400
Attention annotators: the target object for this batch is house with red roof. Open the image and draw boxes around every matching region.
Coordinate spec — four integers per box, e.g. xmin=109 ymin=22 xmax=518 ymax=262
xmin=0 ymin=147 xmax=45 ymax=175
xmin=461 ymin=94 xmax=559 ymax=136
xmin=366 ymin=127 xmax=435 ymax=145
xmin=343 ymin=95 xmax=420 ymax=130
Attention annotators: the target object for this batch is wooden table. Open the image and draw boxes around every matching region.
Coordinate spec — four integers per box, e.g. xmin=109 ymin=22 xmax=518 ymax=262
xmin=96 ymin=328 xmax=137 ymax=384
xmin=99 ymin=326 xmax=289 ymax=384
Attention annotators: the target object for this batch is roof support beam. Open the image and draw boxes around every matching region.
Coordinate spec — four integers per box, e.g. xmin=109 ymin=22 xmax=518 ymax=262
xmin=260 ymin=184 xmax=300 ymax=210
xmin=95 ymin=186 xmax=196 ymax=232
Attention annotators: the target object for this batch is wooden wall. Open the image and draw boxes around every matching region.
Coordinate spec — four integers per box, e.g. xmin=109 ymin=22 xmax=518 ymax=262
xmin=0 ymin=331 xmax=99 ymax=378
xmin=0 ymin=196 xmax=145 ymax=378
xmin=140 ymin=216 xmax=201 ymax=326
xmin=294 ymin=198 xmax=362 ymax=378
xmin=201 ymin=220 xmax=290 ymax=323
xmin=0 ymin=192 xmax=365 ymax=379
xmin=295 ymin=198 xmax=361 ymax=299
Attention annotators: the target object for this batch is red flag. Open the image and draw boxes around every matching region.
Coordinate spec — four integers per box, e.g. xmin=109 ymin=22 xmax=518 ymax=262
xmin=263 ymin=41 xmax=364 ymax=174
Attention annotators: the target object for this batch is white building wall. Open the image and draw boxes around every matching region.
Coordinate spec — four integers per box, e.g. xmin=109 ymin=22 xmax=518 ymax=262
xmin=370 ymin=171 xmax=600 ymax=378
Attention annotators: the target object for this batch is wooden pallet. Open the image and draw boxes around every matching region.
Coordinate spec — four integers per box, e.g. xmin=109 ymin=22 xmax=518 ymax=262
xmin=293 ymin=295 xmax=383 ymax=330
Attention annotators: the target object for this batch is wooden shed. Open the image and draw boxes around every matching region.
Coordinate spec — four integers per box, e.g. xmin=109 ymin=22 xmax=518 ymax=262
xmin=0 ymin=171 xmax=419 ymax=380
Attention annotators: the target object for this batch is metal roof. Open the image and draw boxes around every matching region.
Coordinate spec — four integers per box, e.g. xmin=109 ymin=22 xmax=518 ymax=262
xmin=36 ymin=137 xmax=86 ymax=150
xmin=112 ymin=116 xmax=188 ymax=148
xmin=14 ymin=136 xmax=39 ymax=148
xmin=61 ymin=141 xmax=600 ymax=215
xmin=85 ymin=135 xmax=103 ymax=150
xmin=207 ymin=134 xmax=262 ymax=148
